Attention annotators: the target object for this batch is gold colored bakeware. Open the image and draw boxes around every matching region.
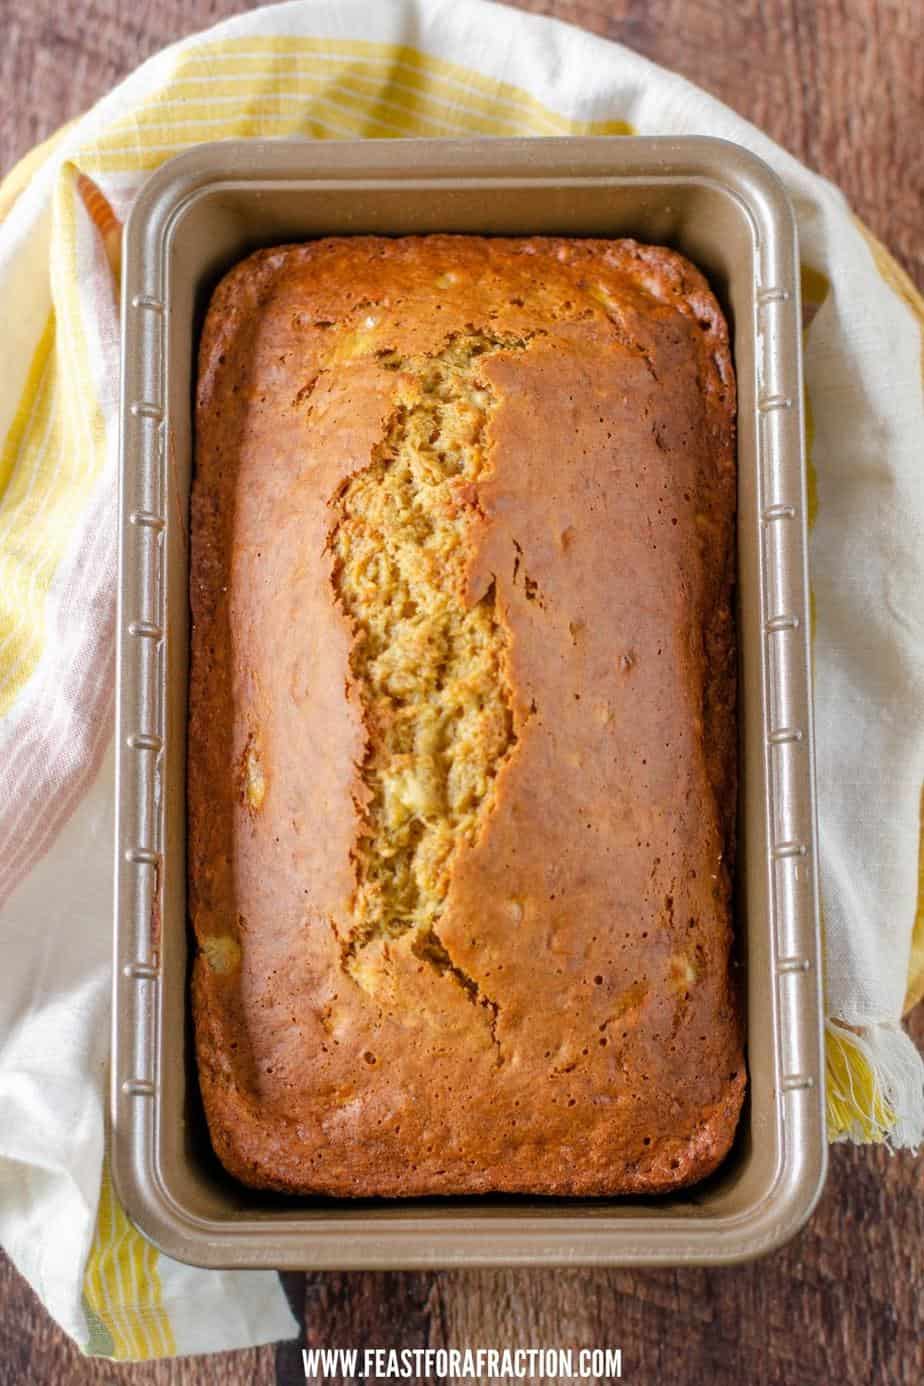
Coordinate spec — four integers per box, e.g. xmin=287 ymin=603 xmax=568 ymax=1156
xmin=113 ymin=136 xmax=825 ymax=1267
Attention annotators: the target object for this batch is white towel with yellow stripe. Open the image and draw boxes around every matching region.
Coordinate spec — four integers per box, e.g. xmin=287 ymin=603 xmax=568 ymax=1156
xmin=0 ymin=0 xmax=922 ymax=1362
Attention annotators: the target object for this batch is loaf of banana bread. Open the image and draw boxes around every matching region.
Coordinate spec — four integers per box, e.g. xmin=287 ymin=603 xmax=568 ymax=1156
xmin=189 ymin=235 xmax=743 ymax=1196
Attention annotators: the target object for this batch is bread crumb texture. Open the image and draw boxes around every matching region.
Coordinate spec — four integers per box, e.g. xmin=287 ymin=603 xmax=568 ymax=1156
xmin=201 ymin=934 xmax=242 ymax=975
xmin=331 ymin=334 xmax=525 ymax=976
xmin=189 ymin=236 xmax=744 ymax=1198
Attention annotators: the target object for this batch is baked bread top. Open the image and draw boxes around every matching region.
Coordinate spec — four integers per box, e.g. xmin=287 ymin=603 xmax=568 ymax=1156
xmin=189 ymin=235 xmax=743 ymax=1196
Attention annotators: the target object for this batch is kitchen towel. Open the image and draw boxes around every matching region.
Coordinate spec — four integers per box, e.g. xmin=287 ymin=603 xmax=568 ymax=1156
xmin=0 ymin=0 xmax=921 ymax=1361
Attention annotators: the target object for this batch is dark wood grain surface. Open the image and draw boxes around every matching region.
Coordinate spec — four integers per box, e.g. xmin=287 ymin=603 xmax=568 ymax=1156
xmin=1 ymin=1 xmax=922 ymax=1382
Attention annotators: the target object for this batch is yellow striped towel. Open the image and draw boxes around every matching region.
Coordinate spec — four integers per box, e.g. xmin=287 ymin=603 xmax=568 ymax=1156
xmin=0 ymin=0 xmax=921 ymax=1361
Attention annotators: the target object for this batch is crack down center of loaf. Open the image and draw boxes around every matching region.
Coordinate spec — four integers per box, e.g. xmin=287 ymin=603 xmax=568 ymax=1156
xmin=329 ymin=333 xmax=528 ymax=987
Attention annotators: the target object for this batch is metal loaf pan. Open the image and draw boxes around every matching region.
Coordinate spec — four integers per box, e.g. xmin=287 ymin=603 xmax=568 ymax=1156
xmin=114 ymin=136 xmax=825 ymax=1268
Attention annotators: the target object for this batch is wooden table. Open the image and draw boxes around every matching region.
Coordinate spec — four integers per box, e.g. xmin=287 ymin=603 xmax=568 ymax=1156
xmin=1 ymin=2 xmax=921 ymax=1382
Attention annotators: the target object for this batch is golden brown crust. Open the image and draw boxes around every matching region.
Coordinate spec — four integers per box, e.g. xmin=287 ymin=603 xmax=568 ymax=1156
xmin=189 ymin=236 xmax=743 ymax=1196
